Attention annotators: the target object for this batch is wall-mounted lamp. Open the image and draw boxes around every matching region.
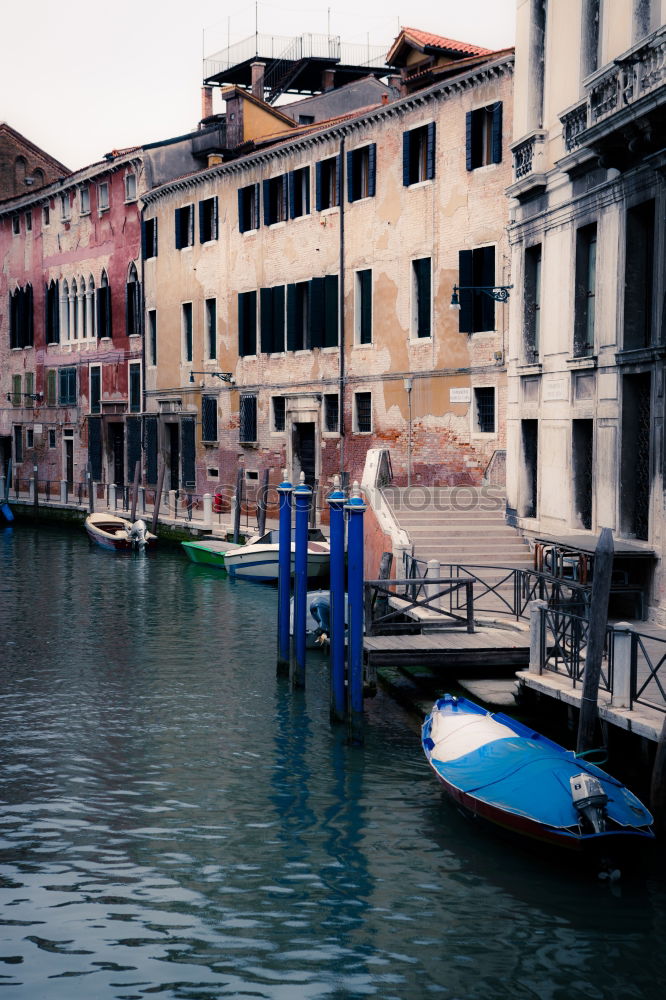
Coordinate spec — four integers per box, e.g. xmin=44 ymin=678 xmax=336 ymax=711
xmin=188 ymin=371 xmax=235 ymax=384
xmin=450 ymin=284 xmax=513 ymax=309
xmin=6 ymin=391 xmax=43 ymax=403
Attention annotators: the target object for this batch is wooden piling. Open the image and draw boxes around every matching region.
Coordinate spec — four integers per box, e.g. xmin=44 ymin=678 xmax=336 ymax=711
xmin=233 ymin=467 xmax=243 ymax=544
xmin=257 ymin=467 xmax=270 ymax=537
xmin=87 ymin=462 xmax=94 ymax=514
xmin=151 ymin=458 xmax=165 ymax=535
xmin=130 ymin=461 xmax=140 ymax=522
xmin=650 ymin=713 xmax=666 ymax=835
xmin=576 ymin=527 xmax=614 ymax=754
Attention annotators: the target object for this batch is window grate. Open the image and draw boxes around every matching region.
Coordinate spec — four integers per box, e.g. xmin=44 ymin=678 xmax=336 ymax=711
xmin=475 ymin=387 xmax=495 ymax=433
xmin=202 ymin=395 xmax=218 ymax=442
xmin=355 ymin=392 xmax=371 ymax=433
xmin=324 ymin=394 xmax=339 ymax=432
xmin=240 ymin=394 xmax=257 ymax=443
xmin=273 ymin=396 xmax=285 ymax=432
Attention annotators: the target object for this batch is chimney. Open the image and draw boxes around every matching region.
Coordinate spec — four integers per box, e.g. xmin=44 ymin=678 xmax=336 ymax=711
xmin=322 ymin=68 xmax=336 ymax=92
xmin=201 ymin=86 xmax=213 ymax=121
xmin=250 ymin=61 xmax=265 ymax=100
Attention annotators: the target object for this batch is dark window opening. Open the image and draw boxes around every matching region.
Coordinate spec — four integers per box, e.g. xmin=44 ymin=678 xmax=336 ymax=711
xmin=356 ymin=269 xmax=372 ymax=344
xmin=199 ymin=196 xmax=218 ymax=242
xmin=175 ymin=205 xmax=194 ymax=249
xmin=260 ymin=286 xmax=285 ymax=353
xmin=287 ymin=282 xmax=309 ymax=351
xmin=324 ymin=393 xmax=339 ymax=432
xmin=273 ymin=396 xmax=286 ymax=432
xmin=620 ymin=373 xmax=651 ymax=540
xmin=474 ymin=387 xmax=496 ymax=433
xmin=355 ymin=392 xmax=372 ymax=433
xmin=182 ymin=303 xmax=193 ymax=362
xmin=126 ymin=266 xmax=140 ymax=337
xmin=458 ymin=247 xmax=496 ymax=334
xmin=263 ymin=176 xmax=288 ymax=226
xmin=289 ymin=167 xmax=310 ymax=218
xmin=574 ymin=223 xmax=597 ymax=357
xmin=90 ymin=366 xmax=101 ymax=414
xmin=521 ymin=419 xmax=538 ymax=518
xmin=202 ymin=395 xmax=218 ymax=442
xmin=624 ymin=200 xmax=655 ymax=350
xmin=466 ymin=103 xmax=502 ymax=170
xmin=45 ymin=279 xmax=60 ymax=344
xmin=240 ymin=394 xmax=257 ymax=443
xmin=142 ymin=218 xmax=158 ymax=259
xmin=9 ymin=284 xmax=33 ymax=349
xmin=403 ymin=123 xmax=436 ymax=185
xmin=58 ymin=367 xmax=77 ymax=406
xmin=205 ymin=298 xmax=217 ymax=360
xmin=148 ymin=310 xmax=157 ymax=366
xmin=524 ymin=244 xmax=542 ymax=360
xmin=316 ymin=156 xmax=340 ymax=210
xmin=129 ymin=363 xmax=141 ymax=413
xmin=14 ymin=425 xmax=23 ymax=464
xmin=347 ymin=144 xmax=376 ymax=202
xmin=96 ymin=275 xmax=112 ymax=339
xmin=238 ymin=291 xmax=257 ymax=356
xmin=309 ymin=275 xmax=339 ymax=348
xmin=413 ymin=258 xmax=431 ymax=338
xmin=573 ymin=419 xmax=594 ymax=530
xmin=238 ymin=183 xmax=260 ymax=233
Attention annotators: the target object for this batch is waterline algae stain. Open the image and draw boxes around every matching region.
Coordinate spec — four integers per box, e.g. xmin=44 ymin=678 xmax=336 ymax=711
xmin=1 ymin=525 xmax=666 ymax=998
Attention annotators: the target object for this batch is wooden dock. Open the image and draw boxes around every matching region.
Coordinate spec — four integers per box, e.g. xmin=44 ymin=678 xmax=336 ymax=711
xmin=364 ymin=626 xmax=529 ymax=671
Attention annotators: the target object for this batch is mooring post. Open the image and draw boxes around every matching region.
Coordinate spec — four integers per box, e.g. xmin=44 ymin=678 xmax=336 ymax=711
xmin=60 ymin=479 xmax=67 ymax=504
xmin=151 ymin=458 xmax=165 ymax=535
xmin=650 ymin=713 xmax=666 ymax=836
xmin=276 ymin=471 xmax=293 ymax=676
xmin=257 ymin=467 xmax=270 ymax=537
xmin=130 ymin=461 xmax=140 ymax=522
xmin=346 ymin=482 xmax=366 ymax=744
xmin=293 ymin=474 xmax=311 ymax=688
xmin=32 ymin=464 xmax=38 ymax=508
xmin=233 ymin=467 xmax=243 ymax=544
xmin=87 ymin=463 xmax=94 ymax=514
xmin=327 ymin=476 xmax=347 ymax=724
xmin=577 ymin=527 xmax=614 ymax=754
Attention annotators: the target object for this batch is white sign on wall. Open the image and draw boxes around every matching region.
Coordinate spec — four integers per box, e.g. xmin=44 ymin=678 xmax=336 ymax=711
xmin=449 ymin=387 xmax=471 ymax=403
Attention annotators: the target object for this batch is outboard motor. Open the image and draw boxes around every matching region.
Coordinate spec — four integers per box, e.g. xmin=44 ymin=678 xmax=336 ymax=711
xmin=570 ymin=773 xmax=608 ymax=834
xmin=129 ymin=519 xmax=148 ymax=549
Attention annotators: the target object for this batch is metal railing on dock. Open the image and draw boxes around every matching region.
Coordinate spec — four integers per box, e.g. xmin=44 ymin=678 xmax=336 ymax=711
xmin=365 ymin=577 xmax=475 ymax=635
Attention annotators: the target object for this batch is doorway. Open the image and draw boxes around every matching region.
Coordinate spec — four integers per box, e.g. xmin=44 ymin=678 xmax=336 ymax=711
xmin=109 ymin=423 xmax=125 ymax=486
xmin=521 ymin=420 xmax=538 ymax=519
xmin=0 ymin=435 xmax=11 ymax=488
xmin=620 ymin=373 xmax=651 ymax=540
xmin=63 ymin=432 xmax=74 ymax=486
xmin=293 ymin=422 xmax=316 ymax=487
xmin=167 ymin=423 xmax=180 ymax=492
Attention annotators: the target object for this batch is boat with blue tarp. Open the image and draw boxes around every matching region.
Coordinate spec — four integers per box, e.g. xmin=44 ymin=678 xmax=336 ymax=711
xmin=422 ymin=694 xmax=654 ymax=856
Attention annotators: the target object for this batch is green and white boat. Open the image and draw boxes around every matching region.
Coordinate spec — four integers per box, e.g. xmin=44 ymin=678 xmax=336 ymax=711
xmin=181 ymin=538 xmax=241 ymax=569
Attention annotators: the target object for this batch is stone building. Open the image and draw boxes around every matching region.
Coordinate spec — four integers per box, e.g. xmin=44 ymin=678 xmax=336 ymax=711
xmin=505 ymin=0 xmax=666 ymax=619
xmin=0 ymin=122 xmax=69 ymax=202
xmin=142 ymin=31 xmax=514 ymax=500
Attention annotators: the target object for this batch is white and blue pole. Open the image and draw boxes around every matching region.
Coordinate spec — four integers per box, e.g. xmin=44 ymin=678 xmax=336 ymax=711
xmin=293 ymin=474 xmax=312 ymax=688
xmin=327 ymin=476 xmax=347 ymax=723
xmin=276 ymin=470 xmax=293 ymax=675
xmin=345 ymin=483 xmax=366 ymax=743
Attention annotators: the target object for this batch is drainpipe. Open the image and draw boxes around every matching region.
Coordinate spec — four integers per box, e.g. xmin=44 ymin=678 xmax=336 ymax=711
xmin=338 ymin=134 xmax=346 ymax=479
xmin=139 ymin=198 xmax=147 ymax=464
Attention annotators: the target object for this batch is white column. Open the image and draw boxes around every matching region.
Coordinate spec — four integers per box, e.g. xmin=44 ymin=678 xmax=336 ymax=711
xmin=203 ymin=492 xmax=213 ymax=528
xmin=529 ymin=599 xmax=548 ymax=673
xmin=611 ymin=622 xmax=634 ymax=710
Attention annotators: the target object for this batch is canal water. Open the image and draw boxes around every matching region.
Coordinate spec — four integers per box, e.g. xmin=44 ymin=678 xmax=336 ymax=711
xmin=1 ymin=524 xmax=666 ymax=1000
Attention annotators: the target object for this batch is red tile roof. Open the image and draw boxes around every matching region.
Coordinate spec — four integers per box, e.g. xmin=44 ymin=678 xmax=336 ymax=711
xmin=399 ymin=27 xmax=493 ymax=56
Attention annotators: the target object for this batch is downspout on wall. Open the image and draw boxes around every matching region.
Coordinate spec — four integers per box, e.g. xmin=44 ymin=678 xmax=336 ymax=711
xmin=338 ymin=134 xmax=345 ymax=480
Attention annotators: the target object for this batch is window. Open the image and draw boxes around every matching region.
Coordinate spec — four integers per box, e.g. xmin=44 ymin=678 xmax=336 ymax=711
xmin=458 ymin=247 xmax=496 ymax=334
xmin=11 ymin=216 xmax=19 ymax=235
xmin=263 ymin=175 xmax=288 ymax=226
xmin=48 ymin=428 xmax=56 ymax=449
xmin=96 ymin=270 xmax=112 ymax=338
xmin=129 ymin=362 xmax=141 ymax=413
xmin=287 ymin=282 xmax=309 ymax=351
xmin=403 ymin=123 xmax=436 ymax=185
xmin=581 ymin=0 xmax=601 ymax=77
xmin=289 ymin=166 xmax=310 ymax=218
xmin=347 ymin=144 xmax=376 ymax=202
xmin=238 ymin=291 xmax=257 ymax=356
xmin=148 ymin=310 xmax=157 ymax=366
xmin=58 ymin=367 xmax=77 ymax=405
xmin=260 ymin=286 xmax=285 ymax=353
xmin=80 ymin=186 xmax=90 ymax=214
xmin=199 ymin=196 xmax=218 ymax=242
xmin=273 ymin=396 xmax=286 ymax=432
xmin=309 ymin=275 xmax=338 ymax=349
xmin=523 ymin=244 xmax=542 ymax=360
xmin=9 ymin=284 xmax=34 ymax=349
xmin=182 ymin=303 xmax=193 ymax=362
xmin=98 ymin=182 xmax=109 ymax=213
xmin=573 ymin=223 xmax=597 ymax=357
xmin=43 ymin=205 xmax=50 ymax=226
xmin=25 ymin=211 xmax=32 ymax=232
xmin=355 ymin=391 xmax=372 ymax=433
xmin=142 ymin=218 xmax=158 ymax=259
xmin=316 ymin=156 xmax=340 ymax=210
xmin=25 ymin=373 xmax=34 ymax=399
xmin=14 ymin=426 xmax=23 ymax=464
xmin=238 ymin=183 xmax=260 ymax=233
xmin=175 ymin=205 xmax=194 ymax=249
xmin=205 ymin=298 xmax=217 ymax=360
xmin=126 ymin=262 xmax=140 ymax=337
xmin=125 ymin=173 xmax=137 ymax=201
xmin=46 ymin=370 xmax=57 ymax=405
xmin=474 ymin=387 xmax=496 ymax=433
xmin=298 ymin=114 xmax=315 ymax=125
xmin=60 ymin=193 xmax=70 ymax=220
xmin=412 ymin=258 xmax=432 ymax=339
xmin=324 ymin=393 xmax=339 ymax=432
xmin=240 ymin=394 xmax=257 ymax=443
xmin=90 ymin=365 xmax=101 ymax=414
xmin=202 ymin=395 xmax=218 ymax=442
xmin=11 ymin=375 xmax=21 ymax=406
xmin=355 ymin=269 xmax=372 ymax=345
xmin=466 ymin=103 xmax=502 ymax=170
xmin=623 ymin=201 xmax=655 ymax=350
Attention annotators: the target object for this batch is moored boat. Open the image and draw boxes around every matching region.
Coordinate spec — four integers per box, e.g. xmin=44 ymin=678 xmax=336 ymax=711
xmin=84 ymin=512 xmax=155 ymax=551
xmin=422 ymin=694 xmax=654 ymax=856
xmin=181 ymin=538 xmax=241 ymax=568
xmin=222 ymin=528 xmax=329 ymax=583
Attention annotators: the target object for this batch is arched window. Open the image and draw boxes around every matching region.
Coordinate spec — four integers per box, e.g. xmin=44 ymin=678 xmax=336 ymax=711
xmin=71 ymin=279 xmax=78 ymax=339
xmin=126 ymin=262 xmax=140 ymax=337
xmin=14 ymin=156 xmax=27 ymax=188
xmin=87 ymin=275 xmax=95 ymax=338
xmin=96 ymin=270 xmax=112 ymax=339
xmin=61 ymin=279 xmax=70 ymax=341
xmin=79 ymin=277 xmax=87 ymax=341
xmin=46 ymin=279 xmax=60 ymax=344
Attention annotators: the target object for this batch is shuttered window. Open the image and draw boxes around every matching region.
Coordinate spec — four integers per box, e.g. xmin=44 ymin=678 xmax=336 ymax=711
xmin=9 ymin=284 xmax=33 ymax=349
xmin=199 ymin=196 xmax=218 ymax=242
xmin=412 ymin=258 xmax=432 ymax=338
xmin=46 ymin=369 xmax=57 ymax=406
xmin=356 ymin=269 xmax=372 ymax=344
xmin=45 ymin=280 xmax=60 ymax=344
xmin=238 ymin=291 xmax=257 ymax=356
xmin=263 ymin=175 xmax=288 ymax=226
xmin=142 ymin=218 xmax=158 ymax=259
xmin=202 ymin=395 xmax=218 ymax=442
xmin=129 ymin=362 xmax=141 ymax=413
xmin=260 ymin=286 xmax=285 ymax=353
xmin=175 ymin=205 xmax=194 ymax=249
xmin=58 ymin=367 xmax=77 ymax=405
xmin=347 ymin=144 xmax=376 ymax=202
xmin=240 ymin=395 xmax=257 ymax=444
xmin=315 ymin=156 xmax=341 ymax=210
xmin=90 ymin=365 xmax=101 ymax=413
xmin=466 ymin=103 xmax=502 ymax=170
xmin=96 ymin=280 xmax=112 ymax=339
xmin=289 ymin=167 xmax=310 ymax=218
xmin=286 ymin=282 xmax=308 ymax=351
xmin=402 ymin=123 xmax=435 ymax=186
xmin=458 ymin=247 xmax=495 ymax=333
xmin=238 ymin=184 xmax=260 ymax=233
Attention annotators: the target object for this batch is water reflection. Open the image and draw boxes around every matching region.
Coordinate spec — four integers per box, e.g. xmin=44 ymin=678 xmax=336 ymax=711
xmin=0 ymin=526 xmax=665 ymax=998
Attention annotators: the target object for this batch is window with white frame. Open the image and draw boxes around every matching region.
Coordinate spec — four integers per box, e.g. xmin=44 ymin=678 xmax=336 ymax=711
xmin=25 ymin=211 xmax=32 ymax=232
xmin=412 ymin=258 xmax=432 ymax=338
xmin=60 ymin=193 xmax=70 ymax=221
xmin=473 ymin=386 xmax=496 ymax=434
xmin=11 ymin=216 xmax=19 ymax=235
xmin=42 ymin=205 xmax=50 ymax=226
xmin=175 ymin=204 xmax=194 ymax=249
xmin=205 ymin=298 xmax=217 ymax=360
xmin=80 ymin=186 xmax=90 ymax=214
xmin=355 ymin=269 xmax=372 ymax=344
xmin=125 ymin=173 xmax=137 ymax=202
xmin=182 ymin=302 xmax=193 ymax=362
xmin=98 ymin=181 xmax=109 ymax=213
xmin=148 ymin=309 xmax=157 ymax=366
xmin=354 ymin=391 xmax=372 ymax=433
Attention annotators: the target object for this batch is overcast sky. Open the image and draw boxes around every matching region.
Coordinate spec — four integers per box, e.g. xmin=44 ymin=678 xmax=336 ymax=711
xmin=1 ymin=0 xmax=516 ymax=172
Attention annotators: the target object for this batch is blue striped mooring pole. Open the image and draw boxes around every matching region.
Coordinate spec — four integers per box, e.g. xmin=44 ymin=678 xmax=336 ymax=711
xmin=276 ymin=470 xmax=293 ymax=675
xmin=327 ymin=476 xmax=347 ymax=724
xmin=346 ymin=482 xmax=366 ymax=743
xmin=293 ymin=474 xmax=312 ymax=688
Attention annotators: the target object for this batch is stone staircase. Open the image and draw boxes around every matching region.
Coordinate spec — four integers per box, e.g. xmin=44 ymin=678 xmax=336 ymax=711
xmin=384 ymin=487 xmax=533 ymax=570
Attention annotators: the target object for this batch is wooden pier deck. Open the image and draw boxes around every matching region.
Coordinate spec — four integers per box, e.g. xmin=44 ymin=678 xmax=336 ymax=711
xmin=364 ymin=626 xmax=529 ymax=671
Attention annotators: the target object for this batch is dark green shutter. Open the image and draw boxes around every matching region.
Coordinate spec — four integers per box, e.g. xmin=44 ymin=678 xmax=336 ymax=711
xmin=272 ymin=285 xmax=285 ymax=352
xmin=480 ymin=246 xmax=496 ymax=332
xmin=402 ymin=131 xmax=411 ymax=186
xmin=346 ymin=149 xmax=354 ymax=202
xmin=141 ymin=220 xmax=148 ymax=259
xmin=254 ymin=183 xmax=260 ymax=230
xmin=360 ymin=270 xmax=372 ymax=344
xmin=466 ymin=112 xmax=473 ymax=171
xmin=88 ymin=416 xmax=102 ymax=480
xmin=426 ymin=123 xmax=436 ymax=180
xmin=198 ymin=200 xmax=205 ymax=242
xmin=309 ymin=277 xmax=324 ymax=348
xmin=181 ymin=418 xmax=195 ymax=487
xmin=126 ymin=417 xmax=142 ymax=482
xmin=260 ymin=287 xmax=273 ymax=353
xmin=458 ymin=250 xmax=474 ymax=332
xmin=324 ymin=275 xmax=338 ymax=347
xmin=491 ymin=103 xmax=503 ymax=164
xmin=288 ymin=171 xmax=296 ymax=218
xmin=145 ymin=416 xmax=158 ymax=484
xmin=315 ymin=161 xmax=323 ymax=210
xmin=263 ymin=180 xmax=271 ymax=226
xmin=238 ymin=188 xmax=245 ymax=232
xmin=175 ymin=207 xmax=182 ymax=248
xmin=368 ymin=143 xmax=376 ymax=197
xmin=286 ymin=283 xmax=297 ymax=350
xmin=212 ymin=197 xmax=218 ymax=240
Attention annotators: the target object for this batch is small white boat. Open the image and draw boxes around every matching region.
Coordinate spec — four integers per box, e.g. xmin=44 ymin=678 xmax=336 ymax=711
xmin=84 ymin=512 xmax=156 ymax=551
xmin=223 ymin=528 xmax=329 ymax=583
